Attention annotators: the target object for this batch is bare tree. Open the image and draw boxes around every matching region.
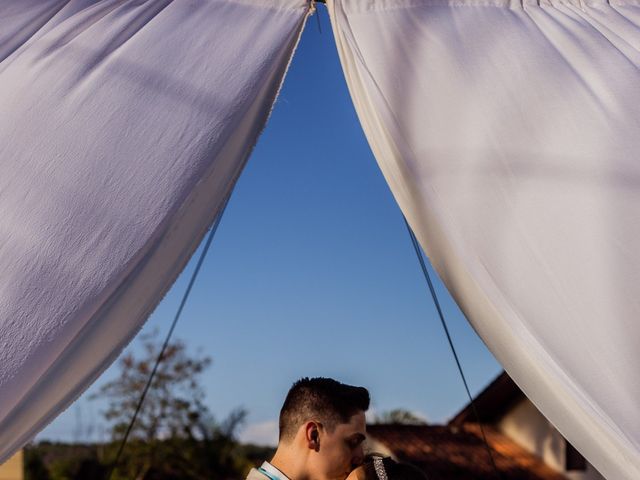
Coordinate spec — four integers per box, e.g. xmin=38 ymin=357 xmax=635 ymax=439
xmin=373 ymin=409 xmax=427 ymax=425
xmin=94 ymin=331 xmax=247 ymax=480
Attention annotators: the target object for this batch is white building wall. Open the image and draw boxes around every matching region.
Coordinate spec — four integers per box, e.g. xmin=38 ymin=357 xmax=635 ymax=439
xmin=0 ymin=450 xmax=23 ymax=480
xmin=497 ymin=398 xmax=605 ymax=480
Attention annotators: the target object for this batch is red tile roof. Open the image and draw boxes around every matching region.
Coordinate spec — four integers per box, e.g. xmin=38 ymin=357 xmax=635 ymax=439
xmin=367 ymin=424 xmax=568 ymax=480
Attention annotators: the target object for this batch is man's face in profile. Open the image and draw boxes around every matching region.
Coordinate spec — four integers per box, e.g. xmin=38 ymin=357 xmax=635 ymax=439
xmin=311 ymin=411 xmax=366 ymax=480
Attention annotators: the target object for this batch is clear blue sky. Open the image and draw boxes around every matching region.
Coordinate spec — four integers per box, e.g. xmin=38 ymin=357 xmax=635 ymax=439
xmin=39 ymin=7 xmax=501 ymax=446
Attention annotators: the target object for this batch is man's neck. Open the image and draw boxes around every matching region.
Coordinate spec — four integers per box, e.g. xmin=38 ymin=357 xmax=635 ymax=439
xmin=270 ymin=446 xmax=309 ymax=480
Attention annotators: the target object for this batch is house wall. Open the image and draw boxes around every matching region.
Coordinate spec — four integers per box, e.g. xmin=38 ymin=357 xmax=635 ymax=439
xmin=497 ymin=398 xmax=604 ymax=480
xmin=0 ymin=450 xmax=23 ymax=480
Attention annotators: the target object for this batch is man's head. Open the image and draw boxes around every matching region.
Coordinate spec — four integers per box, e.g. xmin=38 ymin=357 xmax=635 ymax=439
xmin=275 ymin=377 xmax=370 ymax=480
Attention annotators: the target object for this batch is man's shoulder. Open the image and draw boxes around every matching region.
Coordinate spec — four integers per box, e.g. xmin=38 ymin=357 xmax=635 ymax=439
xmin=246 ymin=467 xmax=269 ymax=480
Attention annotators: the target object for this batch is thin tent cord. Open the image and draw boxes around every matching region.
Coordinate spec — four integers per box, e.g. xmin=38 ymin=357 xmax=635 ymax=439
xmin=106 ymin=196 xmax=231 ymax=480
xmin=403 ymin=216 xmax=503 ymax=480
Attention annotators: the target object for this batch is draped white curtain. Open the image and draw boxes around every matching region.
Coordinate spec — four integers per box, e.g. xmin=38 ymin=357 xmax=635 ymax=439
xmin=329 ymin=1 xmax=640 ymax=478
xmin=0 ymin=0 xmax=309 ymax=461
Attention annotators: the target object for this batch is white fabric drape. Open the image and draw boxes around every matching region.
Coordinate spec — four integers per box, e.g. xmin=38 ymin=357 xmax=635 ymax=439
xmin=329 ymin=1 xmax=640 ymax=478
xmin=0 ymin=0 xmax=309 ymax=461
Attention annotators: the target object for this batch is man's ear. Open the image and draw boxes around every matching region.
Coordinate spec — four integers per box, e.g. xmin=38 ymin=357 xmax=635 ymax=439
xmin=304 ymin=421 xmax=320 ymax=452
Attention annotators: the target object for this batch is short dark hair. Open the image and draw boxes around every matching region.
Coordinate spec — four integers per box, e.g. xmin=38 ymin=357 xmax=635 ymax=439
xmin=279 ymin=377 xmax=370 ymax=442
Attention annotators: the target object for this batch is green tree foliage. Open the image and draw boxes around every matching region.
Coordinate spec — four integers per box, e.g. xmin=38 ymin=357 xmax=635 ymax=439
xmin=24 ymin=443 xmax=106 ymax=480
xmin=49 ymin=456 xmax=106 ymax=480
xmin=98 ymin=331 xmax=213 ymax=443
xmin=373 ymin=409 xmax=427 ymax=425
xmin=95 ymin=331 xmax=249 ymax=480
xmin=24 ymin=446 xmax=51 ymax=480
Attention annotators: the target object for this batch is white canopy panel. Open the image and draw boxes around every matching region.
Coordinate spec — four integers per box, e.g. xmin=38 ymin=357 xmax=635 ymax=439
xmin=329 ymin=0 xmax=640 ymax=478
xmin=0 ymin=0 xmax=309 ymax=461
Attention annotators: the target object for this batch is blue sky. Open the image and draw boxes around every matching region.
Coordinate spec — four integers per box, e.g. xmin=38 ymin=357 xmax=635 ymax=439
xmin=39 ymin=7 xmax=501 ymax=446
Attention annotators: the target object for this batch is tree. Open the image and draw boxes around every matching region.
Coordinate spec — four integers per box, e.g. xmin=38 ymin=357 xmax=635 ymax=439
xmin=24 ymin=443 xmax=107 ymax=480
xmin=373 ymin=409 xmax=427 ymax=425
xmin=95 ymin=331 xmax=247 ymax=480
xmin=24 ymin=446 xmax=51 ymax=480
xmin=98 ymin=331 xmax=212 ymax=442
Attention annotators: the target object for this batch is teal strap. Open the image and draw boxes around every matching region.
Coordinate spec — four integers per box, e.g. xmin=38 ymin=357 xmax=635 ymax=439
xmin=258 ymin=467 xmax=281 ymax=480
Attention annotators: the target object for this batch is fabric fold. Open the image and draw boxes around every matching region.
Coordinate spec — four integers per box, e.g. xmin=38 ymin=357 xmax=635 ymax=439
xmin=0 ymin=0 xmax=310 ymax=461
xmin=329 ymin=1 xmax=640 ymax=478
